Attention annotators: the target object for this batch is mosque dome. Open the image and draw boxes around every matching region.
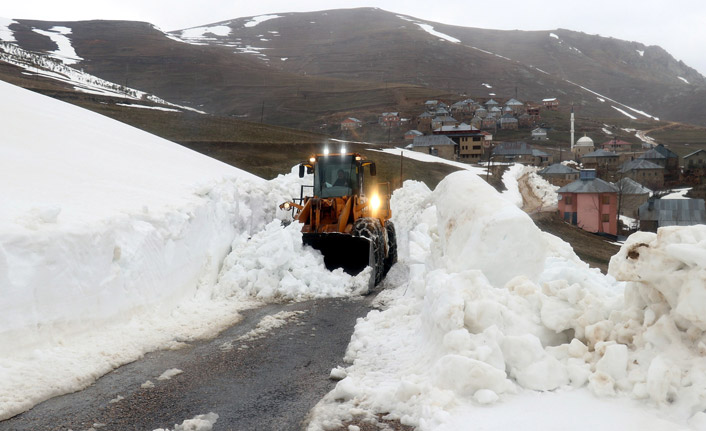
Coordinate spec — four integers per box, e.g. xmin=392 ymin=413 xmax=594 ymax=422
xmin=576 ymin=135 xmax=594 ymax=147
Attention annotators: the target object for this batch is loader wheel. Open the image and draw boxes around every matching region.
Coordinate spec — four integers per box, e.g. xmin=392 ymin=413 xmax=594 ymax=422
xmin=352 ymin=217 xmax=385 ymax=286
xmin=383 ymin=221 xmax=397 ymax=275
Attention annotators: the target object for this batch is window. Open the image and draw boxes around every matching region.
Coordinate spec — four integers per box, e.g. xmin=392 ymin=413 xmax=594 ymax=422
xmin=602 ymin=195 xmax=610 ymax=205
xmin=602 ymin=214 xmax=610 ymax=222
xmin=564 ymin=196 xmax=572 ymax=205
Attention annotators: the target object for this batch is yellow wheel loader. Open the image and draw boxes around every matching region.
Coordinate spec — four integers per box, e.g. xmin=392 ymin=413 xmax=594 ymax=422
xmin=280 ymin=151 xmax=397 ymax=290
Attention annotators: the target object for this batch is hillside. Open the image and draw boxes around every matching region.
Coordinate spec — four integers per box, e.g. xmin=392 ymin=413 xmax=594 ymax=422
xmin=2 ymin=8 xmax=706 ymax=133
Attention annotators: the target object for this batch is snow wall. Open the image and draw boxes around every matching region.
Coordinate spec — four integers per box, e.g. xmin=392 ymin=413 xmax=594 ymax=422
xmin=309 ymin=171 xmax=706 ymax=430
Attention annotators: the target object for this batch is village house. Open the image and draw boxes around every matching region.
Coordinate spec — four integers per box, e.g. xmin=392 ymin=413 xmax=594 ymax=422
xmin=613 ymin=177 xmax=652 ymax=218
xmin=340 ymin=117 xmax=362 ymax=130
xmin=485 ymin=99 xmax=499 ymax=109
xmin=481 ymin=116 xmax=497 ymax=130
xmin=543 ymin=98 xmax=559 ymax=110
xmin=379 ymin=112 xmax=401 ymax=127
xmin=404 ymin=129 xmax=423 ymax=142
xmin=518 ymin=113 xmax=533 ymax=128
xmin=557 ymin=170 xmax=618 ymax=236
xmin=433 ymin=123 xmax=491 ymax=163
xmin=538 ymin=163 xmax=580 ymax=187
xmin=641 ymin=144 xmax=680 ymax=184
xmin=475 ymin=107 xmax=488 ymax=118
xmin=531 ymin=127 xmax=548 ymax=140
xmin=470 ymin=116 xmax=483 ymax=129
xmin=410 ymin=135 xmax=456 ymax=160
xmin=581 ymin=149 xmax=619 ymax=173
xmin=416 ymin=112 xmax=434 ymax=132
xmin=684 ymin=149 xmax=706 ymax=170
xmin=492 ymin=141 xmax=551 ymax=166
xmin=499 ymin=114 xmax=519 ymax=130
xmin=638 ymin=198 xmax=706 ymax=232
xmin=602 ymin=138 xmax=633 ymax=152
xmin=618 ymin=159 xmax=665 ymax=190
xmin=431 ymin=115 xmax=459 ymax=130
xmin=526 ymin=104 xmax=541 ymax=118
xmin=504 ymin=98 xmax=525 ymax=114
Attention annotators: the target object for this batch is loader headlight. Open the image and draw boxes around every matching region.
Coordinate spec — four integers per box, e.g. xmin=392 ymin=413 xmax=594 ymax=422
xmin=283 ymin=202 xmax=291 ymax=210
xmin=370 ymin=194 xmax=381 ymax=210
xmin=309 ymin=157 xmax=316 ymax=163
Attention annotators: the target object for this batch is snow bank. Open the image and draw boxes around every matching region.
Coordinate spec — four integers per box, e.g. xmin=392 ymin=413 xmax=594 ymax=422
xmin=0 ymin=81 xmax=357 ymax=420
xmin=501 ymin=164 xmax=558 ymax=211
xmin=308 ymin=171 xmax=700 ymax=430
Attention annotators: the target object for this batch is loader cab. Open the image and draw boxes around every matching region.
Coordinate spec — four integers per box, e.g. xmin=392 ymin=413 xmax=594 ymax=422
xmin=306 ymin=153 xmax=375 ymax=199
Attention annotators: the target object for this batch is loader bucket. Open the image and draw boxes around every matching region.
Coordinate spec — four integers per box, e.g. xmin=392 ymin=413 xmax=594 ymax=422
xmin=303 ymin=232 xmax=374 ymax=277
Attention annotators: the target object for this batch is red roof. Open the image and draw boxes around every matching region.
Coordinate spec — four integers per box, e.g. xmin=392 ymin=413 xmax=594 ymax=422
xmin=602 ymin=139 xmax=631 ymax=147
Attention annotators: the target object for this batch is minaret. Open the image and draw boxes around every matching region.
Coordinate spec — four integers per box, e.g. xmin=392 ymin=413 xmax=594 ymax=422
xmin=570 ymin=105 xmax=575 ymax=151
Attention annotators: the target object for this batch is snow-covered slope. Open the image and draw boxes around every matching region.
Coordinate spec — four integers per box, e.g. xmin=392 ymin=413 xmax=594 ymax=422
xmin=0 ymin=80 xmax=265 ymax=419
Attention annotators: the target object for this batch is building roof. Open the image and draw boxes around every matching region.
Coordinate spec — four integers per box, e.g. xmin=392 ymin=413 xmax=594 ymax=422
xmin=618 ymin=159 xmax=664 ymax=173
xmin=532 ymin=127 xmax=548 ymax=134
xmin=639 ymin=148 xmax=667 ymax=160
xmin=505 ymin=98 xmax=524 ymax=106
xmin=381 ymin=112 xmax=399 ymax=117
xmin=405 ymin=129 xmax=423 ymax=136
xmin=342 ymin=117 xmax=361 ymax=123
xmin=684 ymin=149 xmax=706 ymax=159
xmin=558 ymin=177 xmax=619 ymax=194
xmin=575 ymin=135 xmax=594 ymax=147
xmin=493 ymin=141 xmax=532 ymax=156
xmin=638 ymin=199 xmax=706 ymax=225
xmin=532 ymin=149 xmax=549 ymax=157
xmin=433 ymin=115 xmax=457 ymax=123
xmin=583 ymin=149 xmax=618 ymax=158
xmin=539 ymin=163 xmax=579 ymax=175
xmin=613 ymin=177 xmax=652 ymax=195
xmin=602 ymin=139 xmax=632 ymax=147
xmin=485 ymin=99 xmax=499 ymax=105
xmin=543 ymin=98 xmax=557 ymax=102
xmin=434 ymin=123 xmax=479 ymax=133
xmin=418 ymin=112 xmax=433 ymax=118
xmin=653 ymin=144 xmax=679 ymax=159
xmin=412 ymin=135 xmax=456 ymax=147
xmin=500 ymin=114 xmax=518 ymax=121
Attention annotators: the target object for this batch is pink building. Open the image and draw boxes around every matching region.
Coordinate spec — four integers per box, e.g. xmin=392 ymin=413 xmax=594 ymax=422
xmin=557 ymin=170 xmax=619 ymax=236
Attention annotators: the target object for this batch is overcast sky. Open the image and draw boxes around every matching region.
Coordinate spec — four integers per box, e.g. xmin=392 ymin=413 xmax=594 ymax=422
xmin=5 ymin=1 xmax=706 ymax=75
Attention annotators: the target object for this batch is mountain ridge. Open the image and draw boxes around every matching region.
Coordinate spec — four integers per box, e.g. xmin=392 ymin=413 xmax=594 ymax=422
xmin=2 ymin=7 xmax=705 ymax=129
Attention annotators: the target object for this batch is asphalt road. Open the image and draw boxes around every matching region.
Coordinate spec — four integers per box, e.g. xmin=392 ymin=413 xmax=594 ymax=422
xmin=0 ymin=297 xmax=373 ymax=431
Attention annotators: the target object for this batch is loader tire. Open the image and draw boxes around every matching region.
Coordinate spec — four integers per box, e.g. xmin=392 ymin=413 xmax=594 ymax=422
xmin=352 ymin=217 xmax=385 ymax=286
xmin=383 ymin=221 xmax=397 ymax=275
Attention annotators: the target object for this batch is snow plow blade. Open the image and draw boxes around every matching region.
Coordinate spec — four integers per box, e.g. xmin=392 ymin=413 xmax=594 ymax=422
xmin=302 ymin=233 xmax=373 ymax=277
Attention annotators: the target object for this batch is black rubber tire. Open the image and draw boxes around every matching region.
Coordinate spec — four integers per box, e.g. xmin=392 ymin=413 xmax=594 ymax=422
xmin=352 ymin=217 xmax=385 ymax=286
xmin=383 ymin=221 xmax=398 ymax=275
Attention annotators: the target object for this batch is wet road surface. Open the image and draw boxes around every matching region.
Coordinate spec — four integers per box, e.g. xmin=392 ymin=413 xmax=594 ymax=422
xmin=0 ymin=297 xmax=372 ymax=431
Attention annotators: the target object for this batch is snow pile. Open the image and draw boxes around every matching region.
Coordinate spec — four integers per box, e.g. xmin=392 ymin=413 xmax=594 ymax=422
xmin=501 ymin=164 xmax=558 ymax=211
xmin=608 ymin=227 xmax=706 ymax=422
xmin=308 ymin=171 xmax=701 ymax=430
xmin=214 ymin=221 xmax=370 ymax=301
xmin=32 ymin=26 xmax=83 ymax=65
xmin=0 ymin=80 xmax=357 ymax=420
xmin=153 ymin=412 xmax=219 ymax=431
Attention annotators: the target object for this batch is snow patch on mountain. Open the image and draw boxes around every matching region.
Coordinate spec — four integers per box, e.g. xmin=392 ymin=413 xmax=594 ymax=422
xmin=32 ymin=26 xmax=83 ymax=65
xmin=244 ymin=15 xmax=282 ymax=28
xmin=612 ymin=106 xmax=638 ymax=120
xmin=180 ymin=25 xmax=232 ymax=42
xmin=415 ymin=23 xmax=460 ymax=43
xmin=678 ymin=76 xmax=689 ymax=84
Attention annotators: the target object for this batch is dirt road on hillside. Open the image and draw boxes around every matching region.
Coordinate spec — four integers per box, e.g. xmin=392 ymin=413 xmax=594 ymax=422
xmin=0 ymin=298 xmax=373 ymax=431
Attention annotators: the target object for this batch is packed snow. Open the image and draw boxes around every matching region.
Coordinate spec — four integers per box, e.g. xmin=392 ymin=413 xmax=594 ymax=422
xmin=679 ymin=76 xmax=690 ymax=84
xmin=550 ymin=33 xmax=559 ymax=39
xmin=3 ymin=74 xmax=706 ymax=431
xmin=0 ymin=17 xmax=16 ymax=42
xmin=308 ymin=172 xmax=706 ymax=430
xmin=372 ymin=148 xmax=486 ymax=176
xmin=637 ymin=49 xmax=645 ymax=56
xmin=115 ymin=103 xmax=181 ymax=112
xmin=153 ymin=412 xmax=219 ymax=431
xmin=32 ymin=26 xmax=83 ymax=65
xmin=415 ymin=23 xmax=460 ymax=44
xmin=0 ymin=80 xmax=365 ymax=420
xmin=243 ymin=15 xmax=282 ymax=28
